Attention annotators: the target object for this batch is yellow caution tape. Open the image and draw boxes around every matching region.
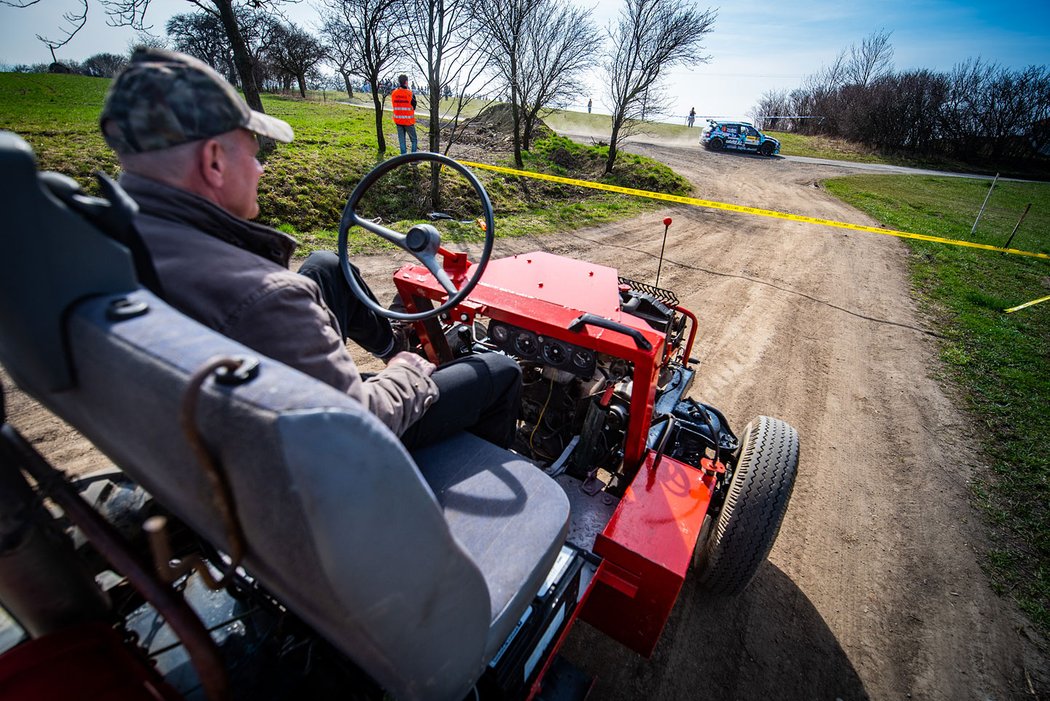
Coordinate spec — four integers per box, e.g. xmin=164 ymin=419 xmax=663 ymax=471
xmin=1004 ymin=294 xmax=1050 ymax=313
xmin=459 ymin=160 xmax=1049 ymax=261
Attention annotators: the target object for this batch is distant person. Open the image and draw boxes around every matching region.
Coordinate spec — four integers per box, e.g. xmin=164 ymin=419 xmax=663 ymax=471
xmin=587 ymin=98 xmax=592 ymax=114
xmin=687 ymin=107 xmax=696 ymax=127
xmin=390 ymin=74 xmax=418 ymax=155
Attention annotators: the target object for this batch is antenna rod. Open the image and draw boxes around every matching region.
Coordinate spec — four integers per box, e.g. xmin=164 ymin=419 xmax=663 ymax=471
xmin=656 ymin=217 xmax=672 ymax=287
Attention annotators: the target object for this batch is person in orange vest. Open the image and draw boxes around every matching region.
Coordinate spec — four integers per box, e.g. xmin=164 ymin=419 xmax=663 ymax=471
xmin=390 ymin=74 xmax=417 ymax=155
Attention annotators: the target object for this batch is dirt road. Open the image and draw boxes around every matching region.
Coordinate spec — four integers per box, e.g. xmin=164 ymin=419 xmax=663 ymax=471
xmin=530 ymin=136 xmax=1050 ymax=700
xmin=3 ymin=134 xmax=1047 ymax=699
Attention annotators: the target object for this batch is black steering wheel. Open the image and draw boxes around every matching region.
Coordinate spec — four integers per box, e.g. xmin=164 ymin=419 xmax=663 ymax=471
xmin=337 ymin=152 xmax=495 ymax=322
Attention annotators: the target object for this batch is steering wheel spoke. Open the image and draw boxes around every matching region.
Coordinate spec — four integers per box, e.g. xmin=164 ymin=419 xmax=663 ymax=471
xmin=350 ymin=214 xmax=408 ymax=249
xmin=337 ymin=152 xmax=495 ymax=322
xmin=418 ymin=253 xmax=460 ymax=296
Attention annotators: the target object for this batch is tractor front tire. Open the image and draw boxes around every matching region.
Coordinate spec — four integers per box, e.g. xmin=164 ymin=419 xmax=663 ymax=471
xmin=694 ymin=415 xmax=799 ymax=595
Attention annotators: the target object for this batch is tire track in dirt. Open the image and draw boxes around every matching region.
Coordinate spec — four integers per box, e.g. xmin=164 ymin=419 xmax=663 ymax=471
xmin=543 ymin=139 xmax=1049 ymax=700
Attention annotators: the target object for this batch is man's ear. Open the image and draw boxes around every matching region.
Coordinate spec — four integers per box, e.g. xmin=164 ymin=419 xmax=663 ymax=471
xmin=198 ymin=138 xmax=226 ymax=189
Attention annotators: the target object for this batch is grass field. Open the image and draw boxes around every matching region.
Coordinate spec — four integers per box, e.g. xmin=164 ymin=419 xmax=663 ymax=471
xmin=825 ymin=174 xmax=1050 ymax=634
xmin=0 ymin=73 xmax=685 ymax=254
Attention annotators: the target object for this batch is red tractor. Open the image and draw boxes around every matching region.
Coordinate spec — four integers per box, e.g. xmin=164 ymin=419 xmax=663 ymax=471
xmin=0 ymin=143 xmax=798 ymax=700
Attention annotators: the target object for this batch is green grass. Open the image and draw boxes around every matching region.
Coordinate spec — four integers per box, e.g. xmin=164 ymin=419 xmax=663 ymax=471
xmin=824 ymin=174 xmax=1050 ymax=634
xmin=767 ymin=130 xmax=1049 ymax=177
xmin=0 ymin=73 xmax=683 ymax=255
xmin=768 ymin=130 xmax=889 ymax=163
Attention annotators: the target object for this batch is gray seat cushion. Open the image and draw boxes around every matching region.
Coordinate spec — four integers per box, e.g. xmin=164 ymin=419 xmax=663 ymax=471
xmin=413 ymin=435 xmax=570 ymax=658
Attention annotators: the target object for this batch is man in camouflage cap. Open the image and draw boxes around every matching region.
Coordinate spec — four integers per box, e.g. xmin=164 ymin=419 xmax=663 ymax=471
xmin=101 ymin=49 xmax=293 ymax=155
xmin=100 ymin=49 xmax=521 ymax=447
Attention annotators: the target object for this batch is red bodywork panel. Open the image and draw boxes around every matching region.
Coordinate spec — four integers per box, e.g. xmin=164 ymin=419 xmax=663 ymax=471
xmin=580 ymin=452 xmax=719 ymax=656
xmin=394 ymin=251 xmax=666 ymax=469
xmin=0 ymin=621 xmax=182 ymax=701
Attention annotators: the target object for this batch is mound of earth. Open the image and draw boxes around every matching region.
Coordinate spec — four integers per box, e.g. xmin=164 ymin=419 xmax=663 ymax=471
xmin=455 ymin=103 xmax=554 ymax=153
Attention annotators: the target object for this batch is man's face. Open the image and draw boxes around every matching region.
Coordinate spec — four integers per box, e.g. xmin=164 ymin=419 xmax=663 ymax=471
xmin=219 ymin=129 xmax=264 ymax=220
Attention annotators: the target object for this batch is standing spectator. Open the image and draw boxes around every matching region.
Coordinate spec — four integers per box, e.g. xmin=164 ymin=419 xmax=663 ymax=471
xmin=687 ymin=107 xmax=696 ymax=127
xmin=587 ymin=98 xmax=592 ymax=113
xmin=390 ymin=74 xmax=417 ymax=155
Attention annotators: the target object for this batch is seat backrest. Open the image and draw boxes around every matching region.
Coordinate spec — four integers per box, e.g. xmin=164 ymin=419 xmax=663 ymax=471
xmin=0 ymin=132 xmax=137 ymax=394
xmin=0 ymin=132 xmax=491 ymax=701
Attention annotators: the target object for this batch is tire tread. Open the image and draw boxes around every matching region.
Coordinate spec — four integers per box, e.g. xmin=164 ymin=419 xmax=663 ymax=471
xmin=696 ymin=416 xmax=799 ymax=595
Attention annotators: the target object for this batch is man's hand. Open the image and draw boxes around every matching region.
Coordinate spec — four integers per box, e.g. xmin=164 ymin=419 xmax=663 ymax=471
xmin=387 ymin=351 xmax=435 ymax=377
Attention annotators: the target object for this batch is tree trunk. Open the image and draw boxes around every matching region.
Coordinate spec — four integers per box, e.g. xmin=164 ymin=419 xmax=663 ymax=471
xmin=342 ymin=72 xmax=354 ymax=100
xmin=429 ymin=73 xmax=442 ymax=210
xmin=297 ymin=74 xmax=307 ymax=99
xmin=605 ymin=117 xmax=622 ymax=173
xmin=214 ymin=0 xmax=273 ymax=152
xmin=371 ymin=87 xmax=387 ymax=156
xmin=522 ymin=111 xmax=535 ymax=151
xmin=509 ymin=58 xmax=523 ymax=167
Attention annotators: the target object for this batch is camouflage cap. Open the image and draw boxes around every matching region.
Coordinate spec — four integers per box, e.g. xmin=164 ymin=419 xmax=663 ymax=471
xmin=100 ymin=48 xmax=293 ymax=154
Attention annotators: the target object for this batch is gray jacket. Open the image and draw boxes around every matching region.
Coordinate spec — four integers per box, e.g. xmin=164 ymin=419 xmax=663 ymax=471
xmin=121 ymin=172 xmax=437 ymax=435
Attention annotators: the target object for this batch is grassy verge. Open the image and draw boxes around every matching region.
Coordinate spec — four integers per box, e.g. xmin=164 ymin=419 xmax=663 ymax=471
xmin=770 ymin=130 xmax=1023 ymax=174
xmin=824 ymin=174 xmax=1050 ymax=634
xmin=0 ymin=73 xmax=684 ymax=256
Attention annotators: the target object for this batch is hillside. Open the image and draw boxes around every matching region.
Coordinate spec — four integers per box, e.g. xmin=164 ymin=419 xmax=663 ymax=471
xmin=0 ymin=73 xmax=688 ymax=253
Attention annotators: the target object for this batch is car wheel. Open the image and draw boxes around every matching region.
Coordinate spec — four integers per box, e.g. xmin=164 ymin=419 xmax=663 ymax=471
xmin=759 ymin=142 xmax=775 ymax=157
xmin=708 ymin=137 xmax=724 ymax=151
xmin=693 ymin=415 xmax=799 ymax=595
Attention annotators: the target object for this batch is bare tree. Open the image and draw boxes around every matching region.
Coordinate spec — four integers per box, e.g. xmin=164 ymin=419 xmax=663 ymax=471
xmin=405 ymin=0 xmax=490 ymax=156
xmin=757 ymin=37 xmax=1050 ymax=164
xmin=320 ymin=12 xmax=358 ymax=98
xmin=1 ymin=0 xmax=297 ymax=151
xmin=167 ymin=11 xmax=236 ymax=82
xmin=268 ymin=22 xmax=327 ymax=97
xmin=238 ymin=9 xmax=282 ymax=90
xmin=187 ymin=0 xmax=295 ymax=147
xmin=844 ymin=29 xmax=894 ymax=87
xmin=750 ymin=88 xmax=789 ymax=130
xmin=0 ymin=0 xmax=152 ymax=62
xmin=470 ymin=0 xmax=534 ymax=166
xmin=126 ymin=29 xmax=168 ymax=54
xmin=602 ymin=0 xmax=716 ymax=173
xmin=81 ymin=51 xmax=129 ymax=77
xmin=403 ymin=0 xmax=491 ymax=209
xmin=978 ymin=63 xmax=1050 ymax=159
xmin=515 ymin=0 xmax=600 ymax=152
xmin=322 ymin=0 xmax=406 ymax=156
xmin=942 ymin=58 xmax=991 ymax=154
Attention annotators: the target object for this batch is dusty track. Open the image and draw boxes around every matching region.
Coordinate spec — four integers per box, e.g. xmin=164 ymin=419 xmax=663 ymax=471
xmin=3 ymin=136 xmax=1047 ymax=700
xmin=534 ymin=137 xmax=1050 ymax=700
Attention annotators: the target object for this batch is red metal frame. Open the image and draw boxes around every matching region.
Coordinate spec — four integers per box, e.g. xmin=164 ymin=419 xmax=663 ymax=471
xmin=395 ymin=249 xmax=719 ymax=674
xmin=394 ymin=251 xmax=675 ymax=472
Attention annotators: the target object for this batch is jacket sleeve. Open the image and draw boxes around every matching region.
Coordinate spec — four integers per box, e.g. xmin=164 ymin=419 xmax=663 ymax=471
xmin=224 ymin=278 xmax=438 ymax=436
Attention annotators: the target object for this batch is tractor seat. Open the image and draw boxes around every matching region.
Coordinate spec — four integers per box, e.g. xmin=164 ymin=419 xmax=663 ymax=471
xmin=0 ymin=131 xmax=570 ymax=701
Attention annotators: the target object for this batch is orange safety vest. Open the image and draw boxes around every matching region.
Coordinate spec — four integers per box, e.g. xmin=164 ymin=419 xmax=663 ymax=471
xmin=391 ymin=87 xmax=415 ymax=126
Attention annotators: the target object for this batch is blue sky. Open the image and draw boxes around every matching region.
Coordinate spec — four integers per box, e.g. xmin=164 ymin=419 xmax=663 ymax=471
xmin=2 ymin=0 xmax=1048 ymax=121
